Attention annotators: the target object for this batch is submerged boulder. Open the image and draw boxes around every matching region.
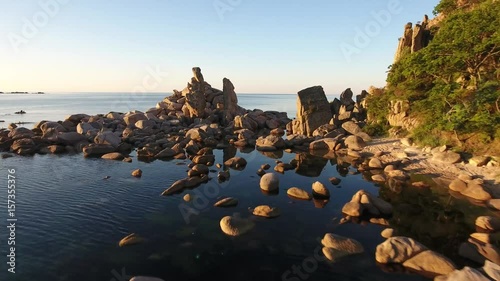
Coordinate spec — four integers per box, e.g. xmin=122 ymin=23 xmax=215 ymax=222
xmin=220 ymin=214 xmax=255 ymax=236
xmin=320 ymin=233 xmax=364 ymax=262
xmin=252 ymin=205 xmax=281 ymax=218
xmin=287 ymin=187 xmax=312 ymax=200
xmin=118 ymin=233 xmax=144 ymax=247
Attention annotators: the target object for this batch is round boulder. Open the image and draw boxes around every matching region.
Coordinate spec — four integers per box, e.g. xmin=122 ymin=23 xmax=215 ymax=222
xmin=260 ymin=173 xmax=279 ymax=192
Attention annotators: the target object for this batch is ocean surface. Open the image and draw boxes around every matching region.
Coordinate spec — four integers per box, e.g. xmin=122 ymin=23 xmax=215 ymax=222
xmin=0 ymin=92 xmax=318 ymax=128
xmin=0 ymin=93 xmax=494 ymax=281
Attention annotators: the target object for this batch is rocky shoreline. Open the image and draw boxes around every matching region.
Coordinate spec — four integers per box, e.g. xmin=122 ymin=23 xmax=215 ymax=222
xmin=2 ymin=67 xmax=500 ymax=281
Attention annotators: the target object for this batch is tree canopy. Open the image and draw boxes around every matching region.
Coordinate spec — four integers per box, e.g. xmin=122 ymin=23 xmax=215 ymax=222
xmin=370 ymin=0 xmax=500 ymax=154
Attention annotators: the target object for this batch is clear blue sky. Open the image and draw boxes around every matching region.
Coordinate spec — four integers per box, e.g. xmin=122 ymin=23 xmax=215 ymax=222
xmin=0 ymin=0 xmax=437 ymax=94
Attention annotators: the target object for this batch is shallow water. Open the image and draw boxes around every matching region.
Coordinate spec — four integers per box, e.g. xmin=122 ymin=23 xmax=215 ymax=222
xmin=0 ymin=93 xmax=496 ymax=281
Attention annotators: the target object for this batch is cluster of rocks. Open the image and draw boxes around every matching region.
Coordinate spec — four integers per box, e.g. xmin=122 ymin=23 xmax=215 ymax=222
xmin=369 ymin=193 xmax=500 ymax=279
xmin=449 ymin=175 xmax=493 ymax=202
xmin=386 ymin=100 xmax=419 ymax=131
xmin=342 ymin=190 xmax=393 ymax=218
xmin=287 ymin=86 xmax=368 ymax=136
xmin=458 ymin=216 xmax=500 ymax=267
xmin=0 ymin=67 xmax=291 ymax=160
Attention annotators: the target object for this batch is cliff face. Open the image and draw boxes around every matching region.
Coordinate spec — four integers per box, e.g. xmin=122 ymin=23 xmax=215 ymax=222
xmin=393 ymin=15 xmax=434 ymax=62
xmin=373 ymin=0 xmax=500 ymax=156
xmin=393 ymin=0 xmax=484 ymax=62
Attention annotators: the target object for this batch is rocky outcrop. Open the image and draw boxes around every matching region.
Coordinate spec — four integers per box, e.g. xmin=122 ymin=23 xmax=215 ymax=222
xmin=394 ymin=15 xmax=433 ymax=62
xmin=386 ymin=100 xmax=419 ymax=130
xmin=289 ymin=86 xmax=332 ymax=136
xmin=222 ymin=78 xmax=238 ymax=125
xmin=184 ymin=67 xmax=208 ymax=119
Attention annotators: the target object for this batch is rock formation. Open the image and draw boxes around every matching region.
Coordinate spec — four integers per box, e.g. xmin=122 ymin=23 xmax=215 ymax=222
xmin=288 ymin=86 xmax=332 ymax=136
xmin=184 ymin=67 xmax=208 ymax=119
xmin=394 ymin=15 xmax=433 ymax=62
xmin=222 ymin=78 xmax=238 ymax=126
xmin=386 ymin=100 xmax=419 ymax=130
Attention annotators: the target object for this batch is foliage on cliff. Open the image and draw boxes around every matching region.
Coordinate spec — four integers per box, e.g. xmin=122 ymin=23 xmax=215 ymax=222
xmin=367 ymin=0 xmax=500 ymax=155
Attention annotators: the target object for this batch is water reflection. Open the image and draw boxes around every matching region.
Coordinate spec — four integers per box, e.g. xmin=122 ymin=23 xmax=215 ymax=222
xmin=294 ymin=153 xmax=328 ymax=177
xmin=1 ymin=147 xmax=496 ymax=281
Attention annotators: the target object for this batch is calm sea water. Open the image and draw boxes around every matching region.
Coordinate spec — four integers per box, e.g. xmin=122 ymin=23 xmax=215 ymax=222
xmin=0 ymin=93 xmax=313 ymax=128
xmin=0 ymin=93 xmax=493 ymax=281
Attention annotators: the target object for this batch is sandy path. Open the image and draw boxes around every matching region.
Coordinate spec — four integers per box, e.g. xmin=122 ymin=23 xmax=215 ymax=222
xmin=361 ymin=138 xmax=500 ymax=193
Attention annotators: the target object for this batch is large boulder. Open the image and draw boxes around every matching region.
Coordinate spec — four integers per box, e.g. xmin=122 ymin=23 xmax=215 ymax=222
xmin=293 ymin=86 xmax=332 ymax=136
xmin=224 ymin=157 xmax=247 ymax=169
xmin=234 ymin=114 xmax=258 ymax=131
xmin=57 ymin=132 xmax=87 ymax=145
xmin=65 ymin=114 xmax=90 ymax=124
xmin=94 ymin=131 xmax=121 ymax=148
xmin=135 ymin=119 xmax=156 ymax=130
xmin=344 ymin=135 xmax=366 ymax=150
xmin=341 ymin=121 xmax=362 ymax=135
xmin=40 ymin=122 xmax=67 ymax=135
xmin=8 ymin=127 xmax=34 ymax=140
xmin=124 ymin=112 xmax=147 ymax=126
xmin=260 ymin=173 xmax=279 ymax=192
xmin=155 ymin=148 xmax=176 ymax=159
xmin=321 ymin=233 xmax=364 ymax=262
xmin=432 ymin=151 xmax=462 ymax=164
xmin=256 ymin=135 xmax=286 ymax=150
xmin=11 ymin=138 xmax=36 ymax=155
xmin=376 ymin=236 xmax=427 ymax=264
xmin=192 ymin=155 xmax=215 ymax=165
xmin=252 ymin=205 xmax=281 ymax=218
xmin=340 ymin=88 xmax=355 ymax=106
xmin=222 ymin=78 xmax=238 ymax=125
xmin=461 ymin=183 xmax=492 ymax=201
xmin=77 ymin=122 xmax=98 ymax=135
xmin=402 ymin=250 xmax=456 ymax=277
xmin=309 ymin=138 xmax=339 ymax=151
xmin=83 ymin=144 xmax=116 ymax=157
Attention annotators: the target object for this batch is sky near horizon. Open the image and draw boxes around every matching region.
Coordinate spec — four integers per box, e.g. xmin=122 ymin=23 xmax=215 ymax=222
xmin=0 ymin=0 xmax=437 ymax=95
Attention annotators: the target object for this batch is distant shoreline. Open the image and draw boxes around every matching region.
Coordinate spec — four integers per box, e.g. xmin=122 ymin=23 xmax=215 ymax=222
xmin=0 ymin=92 xmax=45 ymax=95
